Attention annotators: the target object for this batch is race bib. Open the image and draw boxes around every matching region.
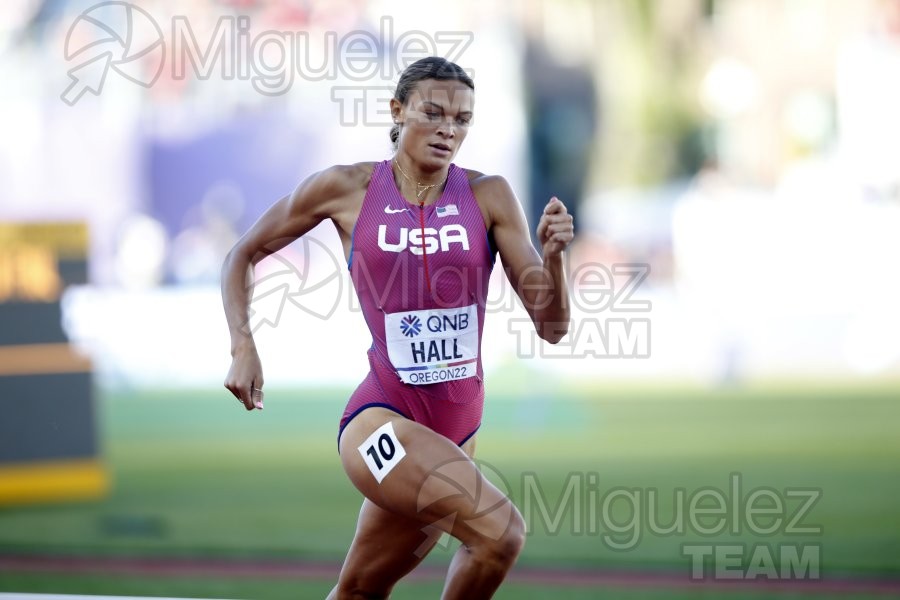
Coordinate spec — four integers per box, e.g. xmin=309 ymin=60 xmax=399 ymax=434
xmin=385 ymin=304 xmax=478 ymax=385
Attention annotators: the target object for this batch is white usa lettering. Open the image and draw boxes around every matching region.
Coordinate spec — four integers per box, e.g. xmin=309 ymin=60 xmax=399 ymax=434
xmin=377 ymin=224 xmax=470 ymax=255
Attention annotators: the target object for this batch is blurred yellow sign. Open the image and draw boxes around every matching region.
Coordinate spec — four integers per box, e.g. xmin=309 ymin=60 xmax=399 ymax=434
xmin=0 ymin=245 xmax=62 ymax=302
xmin=0 ymin=222 xmax=89 ymax=256
xmin=0 ymin=222 xmax=87 ymax=303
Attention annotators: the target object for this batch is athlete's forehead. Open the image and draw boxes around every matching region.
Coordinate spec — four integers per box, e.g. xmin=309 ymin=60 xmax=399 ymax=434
xmin=406 ymin=79 xmax=474 ymax=114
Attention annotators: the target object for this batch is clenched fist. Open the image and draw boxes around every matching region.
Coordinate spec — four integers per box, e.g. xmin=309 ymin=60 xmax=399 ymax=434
xmin=535 ymin=197 xmax=574 ymax=258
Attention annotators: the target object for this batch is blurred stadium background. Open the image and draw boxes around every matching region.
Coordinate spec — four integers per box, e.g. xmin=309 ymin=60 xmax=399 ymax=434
xmin=1 ymin=0 xmax=899 ymax=598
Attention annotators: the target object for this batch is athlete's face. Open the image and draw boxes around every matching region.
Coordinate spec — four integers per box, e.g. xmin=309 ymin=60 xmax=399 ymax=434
xmin=392 ymin=79 xmax=474 ymax=171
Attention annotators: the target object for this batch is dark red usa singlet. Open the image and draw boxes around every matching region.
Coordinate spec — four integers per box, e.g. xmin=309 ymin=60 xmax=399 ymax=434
xmin=338 ymin=159 xmax=496 ymax=448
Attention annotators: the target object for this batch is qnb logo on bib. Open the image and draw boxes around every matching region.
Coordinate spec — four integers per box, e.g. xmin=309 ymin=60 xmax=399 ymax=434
xmin=377 ymin=224 xmax=470 ymax=255
xmin=385 ymin=305 xmax=479 ymax=385
xmin=400 ymin=315 xmax=422 ymax=337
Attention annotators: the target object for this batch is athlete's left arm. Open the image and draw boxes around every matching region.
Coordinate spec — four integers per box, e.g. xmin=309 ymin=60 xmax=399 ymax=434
xmin=477 ymin=176 xmax=574 ymax=343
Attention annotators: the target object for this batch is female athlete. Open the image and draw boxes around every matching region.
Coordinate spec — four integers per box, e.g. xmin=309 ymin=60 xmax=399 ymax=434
xmin=222 ymin=56 xmax=574 ymax=599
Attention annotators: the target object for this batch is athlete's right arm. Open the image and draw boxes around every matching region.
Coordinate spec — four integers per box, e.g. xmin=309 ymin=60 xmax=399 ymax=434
xmin=221 ymin=164 xmax=360 ymax=410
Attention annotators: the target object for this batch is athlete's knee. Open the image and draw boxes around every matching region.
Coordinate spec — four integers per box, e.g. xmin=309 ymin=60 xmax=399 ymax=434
xmin=492 ymin=508 xmax=527 ymax=564
xmin=335 ymin=572 xmax=392 ymax=600
xmin=470 ymin=503 xmax=526 ymax=569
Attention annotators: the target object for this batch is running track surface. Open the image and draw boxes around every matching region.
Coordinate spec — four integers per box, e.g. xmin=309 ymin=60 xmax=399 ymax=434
xmin=1 ymin=556 xmax=900 ymax=597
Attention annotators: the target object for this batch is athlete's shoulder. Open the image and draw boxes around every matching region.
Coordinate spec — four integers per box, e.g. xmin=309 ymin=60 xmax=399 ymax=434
xmin=288 ymin=162 xmax=377 ymax=222
xmin=460 ymin=168 xmax=513 ymax=196
xmin=461 ymin=168 xmax=519 ymax=211
xmin=313 ymin=161 xmax=378 ymax=195
xmin=458 ymin=168 xmax=521 ymax=229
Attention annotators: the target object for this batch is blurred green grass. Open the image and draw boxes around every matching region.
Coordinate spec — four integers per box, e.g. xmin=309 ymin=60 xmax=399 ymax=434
xmin=10 ymin=572 xmax=895 ymax=600
xmin=1 ymin=376 xmax=899 ymax=598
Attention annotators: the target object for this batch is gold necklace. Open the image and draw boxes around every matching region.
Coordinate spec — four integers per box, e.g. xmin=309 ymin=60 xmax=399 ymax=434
xmin=393 ymin=159 xmax=448 ymax=201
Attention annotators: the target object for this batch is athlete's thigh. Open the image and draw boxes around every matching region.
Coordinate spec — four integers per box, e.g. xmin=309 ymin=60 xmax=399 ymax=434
xmin=336 ymin=430 xmax=479 ymax=587
xmin=339 ymin=408 xmax=516 ymax=546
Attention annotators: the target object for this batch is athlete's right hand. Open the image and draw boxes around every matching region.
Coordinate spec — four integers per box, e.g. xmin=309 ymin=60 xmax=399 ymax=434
xmin=224 ymin=344 xmax=264 ymax=411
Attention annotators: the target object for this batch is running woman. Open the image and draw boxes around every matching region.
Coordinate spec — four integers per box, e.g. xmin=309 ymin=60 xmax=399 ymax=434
xmin=222 ymin=57 xmax=574 ymax=599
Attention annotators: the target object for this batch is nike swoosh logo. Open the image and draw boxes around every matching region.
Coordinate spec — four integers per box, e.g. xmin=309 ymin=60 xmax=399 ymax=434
xmin=384 ymin=206 xmax=409 ymax=214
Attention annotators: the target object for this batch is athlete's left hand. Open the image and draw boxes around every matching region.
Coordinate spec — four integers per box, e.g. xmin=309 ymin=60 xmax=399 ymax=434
xmin=536 ymin=197 xmax=574 ymax=258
